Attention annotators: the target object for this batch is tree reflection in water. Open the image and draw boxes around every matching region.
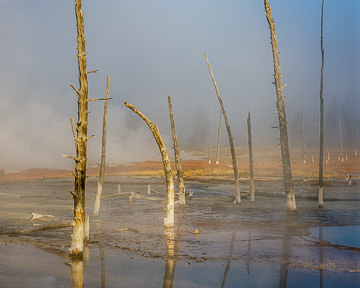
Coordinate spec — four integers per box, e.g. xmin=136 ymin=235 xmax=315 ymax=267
xmin=163 ymin=226 xmax=176 ymax=288
xmin=279 ymin=229 xmax=291 ymax=288
xmin=163 ymin=208 xmax=185 ymax=288
xmin=70 ymin=258 xmax=84 ymax=288
xmin=221 ymin=231 xmax=236 ymax=288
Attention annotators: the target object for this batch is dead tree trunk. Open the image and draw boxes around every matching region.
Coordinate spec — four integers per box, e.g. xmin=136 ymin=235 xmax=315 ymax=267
xmin=216 ymin=109 xmax=222 ymax=165
xmin=63 ymin=0 xmax=89 ymax=257
xmin=93 ymin=76 xmax=110 ymax=216
xmin=355 ymin=125 xmax=358 ymax=157
xmin=338 ymin=113 xmax=344 ymax=162
xmin=318 ymin=0 xmax=325 ymax=208
xmin=168 ymin=96 xmax=186 ymax=207
xmin=247 ymin=112 xmax=255 ymax=202
xmin=124 ymin=102 xmax=175 ymax=227
xmin=302 ymin=91 xmax=306 ymax=164
xmin=204 ymin=53 xmax=241 ymax=204
xmin=264 ymin=0 xmax=296 ymax=211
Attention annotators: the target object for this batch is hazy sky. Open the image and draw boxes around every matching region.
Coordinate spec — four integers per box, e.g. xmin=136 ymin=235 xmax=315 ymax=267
xmin=0 ymin=0 xmax=358 ymax=170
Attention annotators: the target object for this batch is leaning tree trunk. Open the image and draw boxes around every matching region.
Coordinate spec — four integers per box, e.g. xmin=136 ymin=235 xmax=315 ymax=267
xmin=63 ymin=0 xmax=89 ymax=257
xmin=124 ymin=102 xmax=175 ymax=227
xmin=205 ymin=53 xmax=241 ymax=204
xmin=318 ymin=0 xmax=325 ymax=208
xmin=264 ymin=0 xmax=296 ymax=211
xmin=168 ymin=96 xmax=186 ymax=207
xmin=247 ymin=112 xmax=255 ymax=202
xmin=93 ymin=76 xmax=110 ymax=216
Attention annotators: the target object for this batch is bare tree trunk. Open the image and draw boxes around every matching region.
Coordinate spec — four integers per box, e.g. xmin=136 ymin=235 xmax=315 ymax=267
xmin=216 ymin=109 xmax=222 ymax=165
xmin=168 ymin=96 xmax=186 ymax=207
xmin=247 ymin=112 xmax=255 ymax=202
xmin=318 ymin=0 xmax=325 ymax=208
xmin=204 ymin=53 xmax=241 ymax=204
xmin=302 ymin=91 xmax=306 ymax=164
xmin=93 ymin=76 xmax=110 ymax=216
xmin=355 ymin=125 xmax=358 ymax=157
xmin=124 ymin=102 xmax=175 ymax=227
xmin=339 ymin=113 xmax=344 ymax=162
xmin=264 ymin=0 xmax=296 ymax=211
xmin=64 ymin=0 xmax=89 ymax=257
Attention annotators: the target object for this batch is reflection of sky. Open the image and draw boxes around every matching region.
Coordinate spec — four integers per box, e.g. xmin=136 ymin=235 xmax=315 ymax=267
xmin=0 ymin=0 xmax=358 ymax=169
xmin=310 ymin=225 xmax=360 ymax=247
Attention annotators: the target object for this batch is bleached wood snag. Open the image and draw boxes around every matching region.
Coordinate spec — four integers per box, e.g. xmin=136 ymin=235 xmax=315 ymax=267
xmin=204 ymin=53 xmax=241 ymax=204
xmin=63 ymin=0 xmax=90 ymax=257
xmin=247 ymin=112 xmax=255 ymax=202
xmin=302 ymin=92 xmax=306 ymax=164
xmin=124 ymin=102 xmax=175 ymax=227
xmin=93 ymin=76 xmax=110 ymax=216
xmin=216 ymin=109 xmax=222 ymax=165
xmin=168 ymin=96 xmax=186 ymax=207
xmin=264 ymin=0 xmax=296 ymax=211
xmin=318 ymin=0 xmax=325 ymax=208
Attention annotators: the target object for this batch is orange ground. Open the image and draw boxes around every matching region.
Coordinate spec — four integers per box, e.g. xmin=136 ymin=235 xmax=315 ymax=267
xmin=1 ymin=146 xmax=358 ymax=181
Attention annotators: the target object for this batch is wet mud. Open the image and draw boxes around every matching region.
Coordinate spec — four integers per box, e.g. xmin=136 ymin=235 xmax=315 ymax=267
xmin=0 ymin=176 xmax=359 ymax=287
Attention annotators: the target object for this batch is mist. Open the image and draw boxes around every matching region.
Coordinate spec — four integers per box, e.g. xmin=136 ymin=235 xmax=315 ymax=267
xmin=0 ymin=0 xmax=358 ymax=170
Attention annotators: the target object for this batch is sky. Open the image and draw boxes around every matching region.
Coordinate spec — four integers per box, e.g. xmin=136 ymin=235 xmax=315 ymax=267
xmin=0 ymin=0 xmax=358 ymax=170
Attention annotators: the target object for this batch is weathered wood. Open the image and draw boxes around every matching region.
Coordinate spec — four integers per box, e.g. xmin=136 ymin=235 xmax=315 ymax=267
xmin=102 ymin=192 xmax=129 ymax=199
xmin=93 ymin=75 xmax=110 ymax=216
xmin=338 ymin=113 xmax=344 ymax=162
xmin=204 ymin=53 xmax=241 ymax=204
xmin=151 ymin=188 xmax=166 ymax=198
xmin=302 ymin=92 xmax=306 ymax=164
xmin=128 ymin=191 xmax=165 ymax=202
xmin=69 ymin=0 xmax=89 ymax=257
xmin=216 ymin=109 xmax=222 ymax=165
xmin=124 ymin=102 xmax=175 ymax=227
xmin=318 ymin=0 xmax=325 ymax=208
xmin=168 ymin=96 xmax=186 ymax=207
xmin=264 ymin=0 xmax=296 ymax=211
xmin=20 ymin=222 xmax=72 ymax=234
xmin=247 ymin=112 xmax=255 ymax=202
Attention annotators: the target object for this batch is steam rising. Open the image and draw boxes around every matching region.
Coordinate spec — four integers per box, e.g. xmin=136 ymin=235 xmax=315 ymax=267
xmin=0 ymin=0 xmax=358 ymax=170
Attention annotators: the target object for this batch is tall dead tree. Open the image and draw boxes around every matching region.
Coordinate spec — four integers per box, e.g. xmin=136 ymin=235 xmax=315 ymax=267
xmin=216 ymin=109 xmax=222 ymax=165
xmin=247 ymin=112 xmax=255 ymax=202
xmin=318 ymin=0 xmax=325 ymax=208
xmin=93 ymin=76 xmax=110 ymax=216
xmin=168 ymin=96 xmax=186 ymax=207
xmin=62 ymin=0 xmax=90 ymax=257
xmin=302 ymin=91 xmax=306 ymax=164
xmin=338 ymin=112 xmax=344 ymax=162
xmin=205 ymin=53 xmax=241 ymax=204
xmin=124 ymin=102 xmax=175 ymax=227
xmin=264 ymin=0 xmax=296 ymax=211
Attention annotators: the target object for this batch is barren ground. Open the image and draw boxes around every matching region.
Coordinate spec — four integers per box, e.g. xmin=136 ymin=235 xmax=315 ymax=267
xmin=0 ymin=148 xmax=359 ymax=287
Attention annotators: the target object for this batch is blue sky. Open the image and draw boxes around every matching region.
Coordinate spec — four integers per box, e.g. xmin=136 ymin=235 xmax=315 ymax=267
xmin=0 ymin=0 xmax=358 ymax=169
